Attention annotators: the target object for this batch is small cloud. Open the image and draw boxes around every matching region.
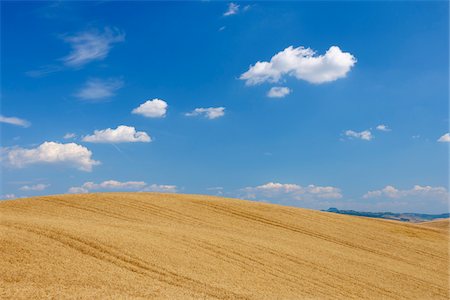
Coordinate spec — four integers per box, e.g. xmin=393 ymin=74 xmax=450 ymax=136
xmin=142 ymin=184 xmax=178 ymax=193
xmin=75 ymin=78 xmax=124 ymax=101
xmin=242 ymin=182 xmax=342 ymax=201
xmin=185 ymin=107 xmax=225 ymax=119
xmin=132 ymin=99 xmax=168 ymax=118
xmin=19 ymin=183 xmax=50 ymax=191
xmin=376 ymin=124 xmax=391 ymax=132
xmin=63 ymin=133 xmax=76 ymax=139
xmin=412 ymin=135 xmax=420 ymax=139
xmin=82 ymin=125 xmax=151 ymax=143
xmin=223 ymin=2 xmax=239 ymax=16
xmin=240 ymin=45 xmax=356 ymax=86
xmin=363 ymin=185 xmax=448 ymax=202
xmin=62 ymin=27 xmax=125 ymax=68
xmin=344 ymin=130 xmax=373 ymax=141
xmin=219 ymin=26 xmax=226 ymax=31
xmin=3 ymin=141 xmax=100 ymax=172
xmin=243 ymin=4 xmax=252 ymax=11
xmin=0 ymin=194 xmax=16 ymax=200
xmin=68 ymin=180 xmax=177 ymax=194
xmin=437 ymin=133 xmax=450 ymax=143
xmin=267 ymin=86 xmax=291 ymax=98
xmin=0 ymin=115 xmax=31 ymax=128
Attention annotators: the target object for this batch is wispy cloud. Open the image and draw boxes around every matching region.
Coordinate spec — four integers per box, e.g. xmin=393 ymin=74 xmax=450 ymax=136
xmin=223 ymin=3 xmax=239 ymax=16
xmin=63 ymin=133 xmax=76 ymax=139
xmin=185 ymin=107 xmax=225 ymax=119
xmin=27 ymin=27 xmax=125 ymax=76
xmin=68 ymin=180 xmax=177 ymax=194
xmin=75 ymin=78 xmax=124 ymax=101
xmin=19 ymin=184 xmax=50 ymax=191
xmin=241 ymin=182 xmax=343 ymax=201
xmin=0 ymin=115 xmax=31 ymax=128
xmin=62 ymin=27 xmax=125 ymax=68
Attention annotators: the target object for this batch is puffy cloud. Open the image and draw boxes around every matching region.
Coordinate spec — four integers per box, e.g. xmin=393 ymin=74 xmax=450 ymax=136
xmin=63 ymin=133 xmax=76 ymax=139
xmin=363 ymin=185 xmax=449 ymax=202
xmin=267 ymin=87 xmax=291 ymax=98
xmin=82 ymin=125 xmax=151 ymax=143
xmin=185 ymin=107 xmax=225 ymax=119
xmin=132 ymin=99 xmax=168 ymax=118
xmin=62 ymin=27 xmax=125 ymax=68
xmin=0 ymin=194 xmax=16 ymax=200
xmin=344 ymin=130 xmax=373 ymax=141
xmin=3 ymin=142 xmax=99 ymax=172
xmin=0 ymin=115 xmax=30 ymax=128
xmin=437 ymin=133 xmax=450 ymax=143
xmin=242 ymin=182 xmax=342 ymax=201
xmin=376 ymin=124 xmax=391 ymax=132
xmin=19 ymin=184 xmax=50 ymax=191
xmin=223 ymin=3 xmax=239 ymax=16
xmin=240 ymin=45 xmax=356 ymax=85
xmin=68 ymin=180 xmax=177 ymax=194
xmin=75 ymin=78 xmax=124 ymax=101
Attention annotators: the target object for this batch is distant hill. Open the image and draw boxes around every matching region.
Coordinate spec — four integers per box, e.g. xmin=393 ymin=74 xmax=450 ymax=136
xmin=323 ymin=207 xmax=450 ymax=223
xmin=1 ymin=193 xmax=448 ymax=299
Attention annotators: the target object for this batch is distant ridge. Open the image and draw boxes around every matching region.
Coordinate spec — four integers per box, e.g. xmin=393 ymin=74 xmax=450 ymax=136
xmin=323 ymin=207 xmax=450 ymax=223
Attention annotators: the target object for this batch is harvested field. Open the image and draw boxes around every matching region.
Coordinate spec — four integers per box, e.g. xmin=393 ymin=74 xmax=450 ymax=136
xmin=1 ymin=193 xmax=448 ymax=299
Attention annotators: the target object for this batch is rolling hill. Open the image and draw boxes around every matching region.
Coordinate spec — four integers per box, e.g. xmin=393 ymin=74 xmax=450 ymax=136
xmin=419 ymin=219 xmax=449 ymax=231
xmin=1 ymin=193 xmax=448 ymax=299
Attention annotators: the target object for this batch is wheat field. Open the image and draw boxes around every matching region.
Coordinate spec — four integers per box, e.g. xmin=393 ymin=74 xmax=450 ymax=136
xmin=1 ymin=193 xmax=448 ymax=299
xmin=419 ymin=219 xmax=449 ymax=231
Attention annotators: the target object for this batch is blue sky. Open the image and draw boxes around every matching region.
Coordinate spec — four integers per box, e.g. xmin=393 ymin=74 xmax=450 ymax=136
xmin=1 ymin=1 xmax=448 ymax=213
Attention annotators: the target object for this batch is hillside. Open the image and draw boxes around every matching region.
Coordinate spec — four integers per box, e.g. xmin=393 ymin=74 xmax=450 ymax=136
xmin=419 ymin=219 xmax=449 ymax=231
xmin=1 ymin=193 xmax=448 ymax=299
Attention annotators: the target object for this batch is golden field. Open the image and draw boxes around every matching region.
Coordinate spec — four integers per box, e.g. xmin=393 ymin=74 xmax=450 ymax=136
xmin=0 ymin=193 xmax=448 ymax=299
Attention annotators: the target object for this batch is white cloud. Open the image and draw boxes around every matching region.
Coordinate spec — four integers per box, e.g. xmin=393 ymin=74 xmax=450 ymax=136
xmin=3 ymin=142 xmax=99 ymax=172
xmin=363 ymin=185 xmax=449 ymax=202
xmin=143 ymin=184 xmax=178 ymax=193
xmin=68 ymin=180 xmax=177 ymax=194
xmin=19 ymin=184 xmax=50 ymax=191
xmin=82 ymin=125 xmax=151 ymax=143
xmin=62 ymin=27 xmax=125 ymax=68
xmin=75 ymin=78 xmax=124 ymax=101
xmin=437 ymin=133 xmax=450 ymax=143
xmin=240 ymin=45 xmax=356 ymax=86
xmin=242 ymin=182 xmax=342 ymax=201
xmin=0 ymin=115 xmax=31 ymax=128
xmin=185 ymin=107 xmax=225 ymax=119
xmin=376 ymin=124 xmax=391 ymax=132
xmin=63 ymin=133 xmax=76 ymax=139
xmin=132 ymin=99 xmax=168 ymax=118
xmin=267 ymin=87 xmax=291 ymax=98
xmin=224 ymin=3 xmax=239 ymax=16
xmin=0 ymin=194 xmax=16 ymax=200
xmin=344 ymin=130 xmax=373 ymax=141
